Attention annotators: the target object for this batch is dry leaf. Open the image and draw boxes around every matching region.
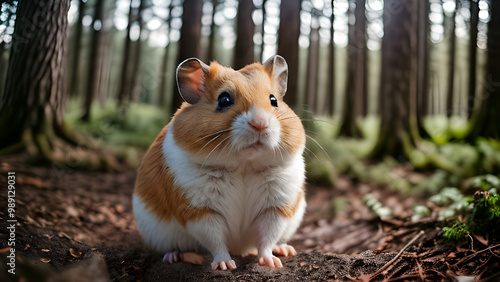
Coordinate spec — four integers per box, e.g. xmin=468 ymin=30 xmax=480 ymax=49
xmin=24 ymin=244 xmax=30 ymax=250
xmin=40 ymin=258 xmax=51 ymax=263
xmin=299 ymin=262 xmax=307 ymax=267
xmin=41 ymin=249 xmax=50 ymax=253
xmin=0 ymin=247 xmax=11 ymax=253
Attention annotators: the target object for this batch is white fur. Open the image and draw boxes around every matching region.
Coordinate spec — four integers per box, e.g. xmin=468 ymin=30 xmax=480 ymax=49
xmin=132 ymin=194 xmax=203 ymax=253
xmin=138 ymin=104 xmax=305 ymax=266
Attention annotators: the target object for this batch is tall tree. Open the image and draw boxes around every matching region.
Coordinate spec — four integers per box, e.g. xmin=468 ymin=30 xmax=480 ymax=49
xmin=207 ymin=0 xmax=219 ymax=61
xmin=81 ymin=0 xmax=106 ymax=121
xmin=277 ymin=0 xmax=301 ymax=109
xmin=128 ymin=0 xmax=144 ymax=103
xmin=68 ymin=0 xmax=86 ymax=97
xmin=170 ymin=0 xmax=204 ymax=113
xmin=340 ymin=0 xmax=367 ymax=137
xmin=306 ymin=12 xmax=320 ymax=113
xmin=445 ymin=0 xmax=458 ymax=117
xmin=324 ymin=0 xmax=335 ymax=116
xmin=233 ymin=0 xmax=255 ymax=69
xmin=370 ymin=0 xmax=415 ymax=158
xmin=259 ymin=0 xmax=268 ymax=62
xmin=409 ymin=0 xmax=430 ymax=142
xmin=158 ymin=2 xmax=175 ymax=109
xmin=467 ymin=0 xmax=479 ymax=119
xmin=417 ymin=0 xmax=430 ymax=119
xmin=117 ymin=0 xmax=135 ymax=107
xmin=467 ymin=0 xmax=500 ymax=140
xmin=0 ymin=0 xmax=70 ymax=153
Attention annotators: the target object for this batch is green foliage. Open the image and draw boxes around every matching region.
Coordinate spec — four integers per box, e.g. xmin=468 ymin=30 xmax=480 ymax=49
xmin=66 ymin=100 xmax=168 ymax=148
xmin=429 ymin=187 xmax=471 ymax=220
xmin=64 ymin=100 xmax=168 ymax=167
xmin=363 ymin=193 xmax=392 ymax=219
xmin=415 ymin=170 xmax=454 ymax=194
xmin=467 ymin=191 xmax=500 ymax=235
xmin=441 ymin=187 xmax=500 ymax=242
xmin=443 ymin=222 xmax=470 ymax=242
xmin=477 ymin=139 xmax=500 ymax=174
xmin=469 ymin=174 xmax=500 ymax=191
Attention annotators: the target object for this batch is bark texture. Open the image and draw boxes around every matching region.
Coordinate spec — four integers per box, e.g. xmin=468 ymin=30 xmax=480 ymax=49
xmin=0 ymin=0 xmax=70 ymax=148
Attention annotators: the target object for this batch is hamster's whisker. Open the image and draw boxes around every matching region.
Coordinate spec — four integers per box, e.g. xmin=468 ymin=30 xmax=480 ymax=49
xmin=202 ymin=135 xmax=232 ymax=167
xmin=197 ymin=120 xmax=228 ymax=125
xmin=304 ymin=129 xmax=337 ymax=154
xmin=304 ymin=146 xmax=320 ymax=162
xmin=300 ymin=119 xmax=338 ymax=127
xmin=225 ymin=139 xmax=238 ymax=164
xmin=197 ymin=133 xmax=224 ymax=154
xmin=195 ymin=129 xmax=231 ymax=143
xmin=215 ymin=138 xmax=233 ymax=163
xmin=305 ymin=134 xmax=329 ymax=159
xmin=276 ymin=143 xmax=285 ymax=163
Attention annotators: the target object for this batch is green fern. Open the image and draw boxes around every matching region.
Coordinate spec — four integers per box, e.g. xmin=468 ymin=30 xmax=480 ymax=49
xmin=443 ymin=222 xmax=470 ymax=241
xmin=443 ymin=191 xmax=500 ymax=242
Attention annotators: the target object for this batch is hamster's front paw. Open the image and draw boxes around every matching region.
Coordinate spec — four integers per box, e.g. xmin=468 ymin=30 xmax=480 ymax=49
xmin=272 ymin=244 xmax=297 ymax=257
xmin=211 ymin=260 xmax=237 ymax=270
xmin=163 ymin=251 xmax=181 ymax=264
xmin=163 ymin=251 xmax=204 ymax=265
xmin=258 ymin=255 xmax=283 ymax=268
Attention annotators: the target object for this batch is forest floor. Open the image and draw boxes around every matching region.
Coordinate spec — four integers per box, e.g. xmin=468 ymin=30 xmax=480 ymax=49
xmin=0 ymin=154 xmax=499 ymax=281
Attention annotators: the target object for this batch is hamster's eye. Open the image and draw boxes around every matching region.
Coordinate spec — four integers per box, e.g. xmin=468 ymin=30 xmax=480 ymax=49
xmin=216 ymin=91 xmax=234 ymax=112
xmin=270 ymin=94 xmax=278 ymax=107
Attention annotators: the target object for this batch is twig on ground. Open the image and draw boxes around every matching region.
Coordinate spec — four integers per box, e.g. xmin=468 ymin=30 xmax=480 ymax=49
xmin=455 ymin=243 xmax=500 ymax=265
xmin=370 ymin=230 xmax=425 ymax=279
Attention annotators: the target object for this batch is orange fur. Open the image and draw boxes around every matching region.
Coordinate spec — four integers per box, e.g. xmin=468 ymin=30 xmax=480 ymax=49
xmin=276 ymin=189 xmax=305 ymax=219
xmin=134 ymin=125 xmax=215 ymax=226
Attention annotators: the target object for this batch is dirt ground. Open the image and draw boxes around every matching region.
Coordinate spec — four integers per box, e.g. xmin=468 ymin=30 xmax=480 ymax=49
xmin=0 ymin=154 xmax=499 ymax=281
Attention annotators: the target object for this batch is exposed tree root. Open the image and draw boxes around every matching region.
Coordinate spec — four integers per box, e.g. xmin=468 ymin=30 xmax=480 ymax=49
xmin=17 ymin=125 xmax=123 ymax=172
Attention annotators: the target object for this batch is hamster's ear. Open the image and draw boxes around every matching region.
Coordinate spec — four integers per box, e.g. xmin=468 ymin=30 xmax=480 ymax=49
xmin=263 ymin=55 xmax=288 ymax=97
xmin=176 ymin=58 xmax=209 ymax=104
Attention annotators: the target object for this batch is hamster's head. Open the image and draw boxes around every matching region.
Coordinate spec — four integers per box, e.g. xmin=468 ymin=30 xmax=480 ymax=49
xmin=172 ymin=55 xmax=305 ymax=166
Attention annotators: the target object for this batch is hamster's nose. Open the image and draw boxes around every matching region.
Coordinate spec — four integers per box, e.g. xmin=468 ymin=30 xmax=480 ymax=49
xmin=248 ymin=120 xmax=268 ymax=132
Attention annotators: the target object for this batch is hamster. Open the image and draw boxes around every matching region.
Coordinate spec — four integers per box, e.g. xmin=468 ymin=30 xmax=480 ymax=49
xmin=133 ymin=55 xmax=306 ymax=270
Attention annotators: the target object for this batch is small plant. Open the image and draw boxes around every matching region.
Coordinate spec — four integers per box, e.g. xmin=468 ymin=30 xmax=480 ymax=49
xmin=442 ymin=190 xmax=500 ymax=242
xmin=443 ymin=222 xmax=470 ymax=242
xmin=467 ymin=191 xmax=500 ymax=235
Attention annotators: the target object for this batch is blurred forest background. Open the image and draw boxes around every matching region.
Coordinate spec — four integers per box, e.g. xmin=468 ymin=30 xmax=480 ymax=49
xmin=0 ymin=0 xmax=499 ymax=188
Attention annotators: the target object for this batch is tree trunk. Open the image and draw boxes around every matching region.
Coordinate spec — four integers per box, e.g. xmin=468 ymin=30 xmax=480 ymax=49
xmin=128 ymin=0 xmax=144 ymax=103
xmin=371 ymin=0 xmax=414 ymax=159
xmin=417 ymin=0 xmax=430 ymax=120
xmin=306 ymin=15 xmax=320 ymax=113
xmin=158 ymin=2 xmax=175 ymax=109
xmin=81 ymin=0 xmax=105 ymax=121
xmin=207 ymin=0 xmax=219 ymax=62
xmin=277 ymin=0 xmax=301 ymax=109
xmin=116 ymin=0 xmax=134 ymax=106
xmin=445 ymin=0 xmax=458 ymax=117
xmin=0 ymin=0 xmax=69 ymax=149
xmin=467 ymin=0 xmax=500 ymax=140
xmin=340 ymin=0 xmax=366 ymax=137
xmin=170 ymin=0 xmax=203 ymax=113
xmin=233 ymin=0 xmax=255 ymax=69
xmin=68 ymin=0 xmax=85 ymax=97
xmin=467 ymin=0 xmax=479 ymax=119
xmin=259 ymin=0 xmax=268 ymax=62
xmin=324 ymin=0 xmax=335 ymax=116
